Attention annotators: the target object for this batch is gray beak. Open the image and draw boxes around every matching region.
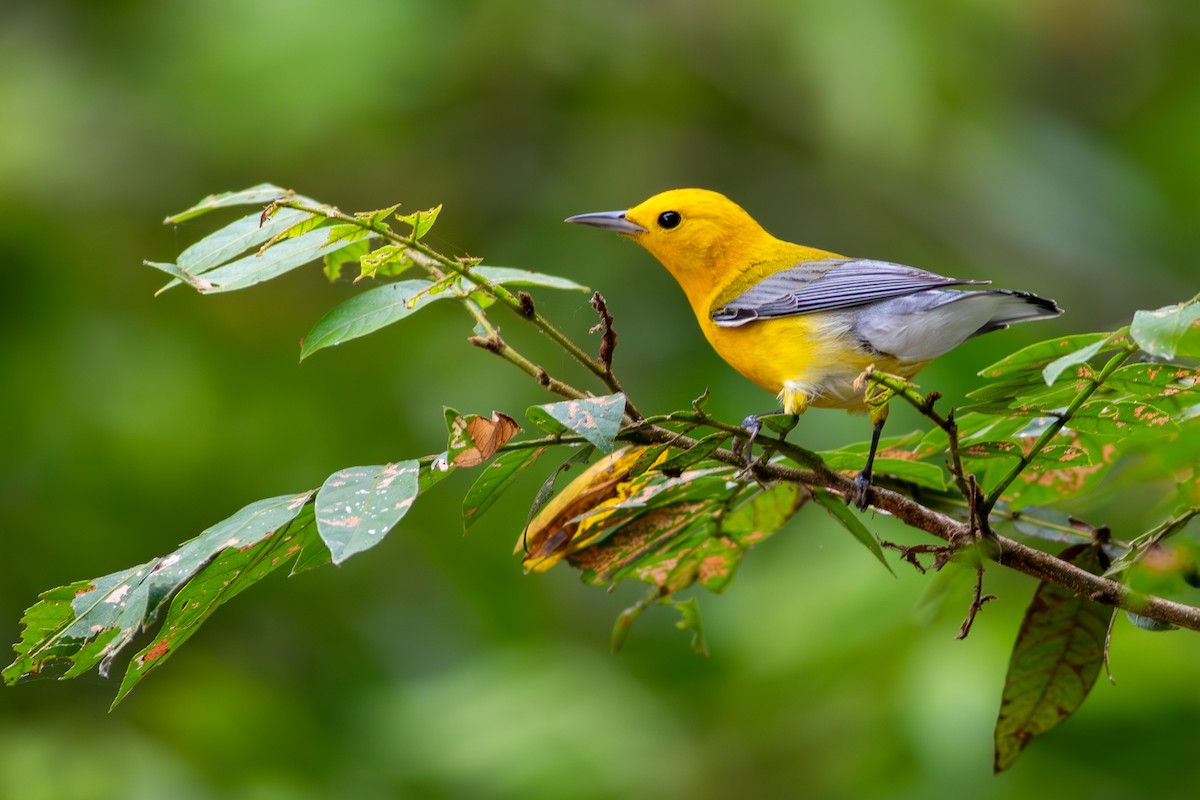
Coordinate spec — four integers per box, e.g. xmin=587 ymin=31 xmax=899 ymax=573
xmin=564 ymin=210 xmax=646 ymax=234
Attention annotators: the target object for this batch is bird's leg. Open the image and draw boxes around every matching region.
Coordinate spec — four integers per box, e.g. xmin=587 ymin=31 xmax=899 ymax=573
xmin=734 ymin=409 xmax=796 ymax=465
xmin=852 ymin=413 xmax=887 ymax=511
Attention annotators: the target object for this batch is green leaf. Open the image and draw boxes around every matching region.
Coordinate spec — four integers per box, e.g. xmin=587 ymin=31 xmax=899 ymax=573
xmin=3 ymin=491 xmax=313 ymax=686
xmin=524 ymin=446 xmax=595 ymax=533
xmin=721 ymin=483 xmax=806 ymax=546
xmin=113 ymin=505 xmax=319 ymax=706
xmin=357 ymin=204 xmax=401 ymax=232
xmin=301 ymin=279 xmax=444 ymax=359
xmin=526 ymin=394 xmax=626 ymax=453
xmin=1103 ymin=363 xmax=1200 ymax=403
xmin=978 ymin=333 xmax=1112 ymax=380
xmin=178 ymin=208 xmax=313 ymax=274
xmin=994 ymin=543 xmax=1114 ymax=773
xmin=164 ymin=184 xmax=291 ymax=224
xmin=654 ymin=433 xmax=726 ymax=473
xmin=418 ymin=452 xmax=455 ymax=495
xmin=670 ymin=597 xmax=709 ymax=656
xmin=1131 ymin=300 xmax=1200 ymax=360
xmin=611 ymin=589 xmax=657 ymax=654
xmin=463 ymin=447 xmax=547 ymax=530
xmin=811 ymin=488 xmax=894 ymax=575
xmin=188 ymin=227 xmax=372 ymax=294
xmin=1004 ymin=504 xmax=1084 ymax=546
xmin=260 ymin=211 xmax=328 ymax=248
xmin=470 ymin=266 xmax=589 ymax=292
xmin=1043 ymin=338 xmax=1106 ymax=385
xmin=962 ymin=440 xmax=1091 ymax=468
xmin=818 ymin=450 xmax=947 ymax=491
xmin=315 ymin=462 xmax=420 ymax=565
xmin=324 ymin=239 xmax=370 ymax=282
xmin=396 ymin=204 xmax=441 ymax=239
xmin=1067 ymin=400 xmax=1177 ymax=436
xmin=358 ymin=244 xmax=415 ymax=280
xmin=325 ymin=223 xmax=375 ymax=247
xmin=693 ymin=535 xmax=744 ymax=593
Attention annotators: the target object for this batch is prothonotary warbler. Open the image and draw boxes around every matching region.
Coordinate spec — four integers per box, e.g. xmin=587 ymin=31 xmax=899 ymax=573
xmin=566 ymin=188 xmax=1061 ymax=509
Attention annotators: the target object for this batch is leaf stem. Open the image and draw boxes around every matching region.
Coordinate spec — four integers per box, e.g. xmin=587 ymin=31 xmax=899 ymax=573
xmin=982 ymin=346 xmax=1136 ymax=513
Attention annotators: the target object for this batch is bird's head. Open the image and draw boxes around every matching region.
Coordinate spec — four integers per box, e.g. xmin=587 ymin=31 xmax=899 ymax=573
xmin=565 ymin=188 xmax=771 ymax=293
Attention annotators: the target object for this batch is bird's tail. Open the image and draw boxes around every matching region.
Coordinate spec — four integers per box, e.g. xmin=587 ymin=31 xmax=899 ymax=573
xmin=971 ymin=290 xmax=1062 ymax=336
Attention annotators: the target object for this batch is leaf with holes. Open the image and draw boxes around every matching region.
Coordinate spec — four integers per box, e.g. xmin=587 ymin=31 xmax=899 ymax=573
xmin=526 ymin=394 xmax=626 ymax=453
xmin=448 ymin=412 xmax=521 ymax=468
xmin=315 ymin=463 xmax=420 ymax=564
xmin=978 ymin=333 xmax=1113 ymax=380
xmin=994 ymin=543 xmax=1113 ymax=772
xmin=113 ymin=505 xmax=319 ymax=706
xmin=1131 ymin=300 xmax=1200 ymax=360
xmin=3 ymin=492 xmax=313 ymax=688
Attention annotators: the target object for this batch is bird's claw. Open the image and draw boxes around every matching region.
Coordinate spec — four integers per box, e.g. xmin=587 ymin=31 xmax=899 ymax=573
xmin=734 ymin=414 xmax=763 ymax=466
xmin=849 ymin=470 xmax=872 ymax=511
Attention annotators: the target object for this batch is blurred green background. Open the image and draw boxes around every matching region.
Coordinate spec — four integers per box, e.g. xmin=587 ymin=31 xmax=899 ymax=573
xmin=3 ymin=1 xmax=1199 ymax=797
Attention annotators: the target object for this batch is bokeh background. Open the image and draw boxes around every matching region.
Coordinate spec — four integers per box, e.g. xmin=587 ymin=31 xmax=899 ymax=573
xmin=3 ymin=1 xmax=1199 ymax=797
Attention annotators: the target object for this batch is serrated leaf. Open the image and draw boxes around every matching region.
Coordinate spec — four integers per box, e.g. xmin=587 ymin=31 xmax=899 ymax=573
xmin=396 ymin=204 xmax=441 ymax=239
xmin=358 ymin=244 xmax=414 ymax=280
xmin=979 ymin=333 xmax=1112 ymax=380
xmin=324 ymin=239 xmax=370 ymax=282
xmin=357 ymin=204 xmax=401 ymax=231
xmin=994 ymin=543 xmax=1114 ymax=773
xmin=259 ymin=211 xmax=327 ymax=251
xmin=611 ymin=590 xmax=657 ymax=654
xmin=1131 ymin=300 xmax=1200 ymax=360
xmin=164 ymin=184 xmax=291 ymax=224
xmin=670 ymin=597 xmax=709 ymax=656
xmin=315 ymin=463 xmax=419 ymax=565
xmin=3 ymin=492 xmax=313 ymax=687
xmin=463 ymin=447 xmax=547 ymax=530
xmin=300 ymin=279 xmax=444 ymax=359
xmin=325 ymin=223 xmax=375 ymax=247
xmin=113 ymin=506 xmax=319 ymax=706
xmin=526 ymin=394 xmax=626 ymax=452
xmin=811 ymin=488 xmax=894 ymax=574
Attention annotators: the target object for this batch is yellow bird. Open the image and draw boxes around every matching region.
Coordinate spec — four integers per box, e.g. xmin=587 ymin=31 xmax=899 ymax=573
xmin=566 ymin=188 xmax=1061 ymax=508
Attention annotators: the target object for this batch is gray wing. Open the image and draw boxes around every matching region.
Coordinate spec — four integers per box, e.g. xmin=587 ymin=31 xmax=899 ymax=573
xmin=711 ymin=258 xmax=987 ymax=327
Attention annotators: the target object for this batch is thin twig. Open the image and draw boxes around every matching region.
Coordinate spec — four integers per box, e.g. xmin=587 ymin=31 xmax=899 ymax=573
xmin=982 ymin=346 xmax=1136 ymax=513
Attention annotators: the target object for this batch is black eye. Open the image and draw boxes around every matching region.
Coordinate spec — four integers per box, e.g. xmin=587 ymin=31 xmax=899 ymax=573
xmin=657 ymin=211 xmax=681 ymax=229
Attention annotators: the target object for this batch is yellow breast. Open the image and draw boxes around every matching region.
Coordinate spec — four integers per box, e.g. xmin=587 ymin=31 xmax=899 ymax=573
xmin=697 ymin=314 xmax=922 ymax=415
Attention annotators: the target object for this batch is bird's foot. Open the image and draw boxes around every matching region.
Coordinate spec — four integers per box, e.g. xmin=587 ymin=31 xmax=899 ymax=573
xmin=850 ymin=469 xmax=873 ymax=511
xmin=733 ymin=413 xmax=763 ymax=468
